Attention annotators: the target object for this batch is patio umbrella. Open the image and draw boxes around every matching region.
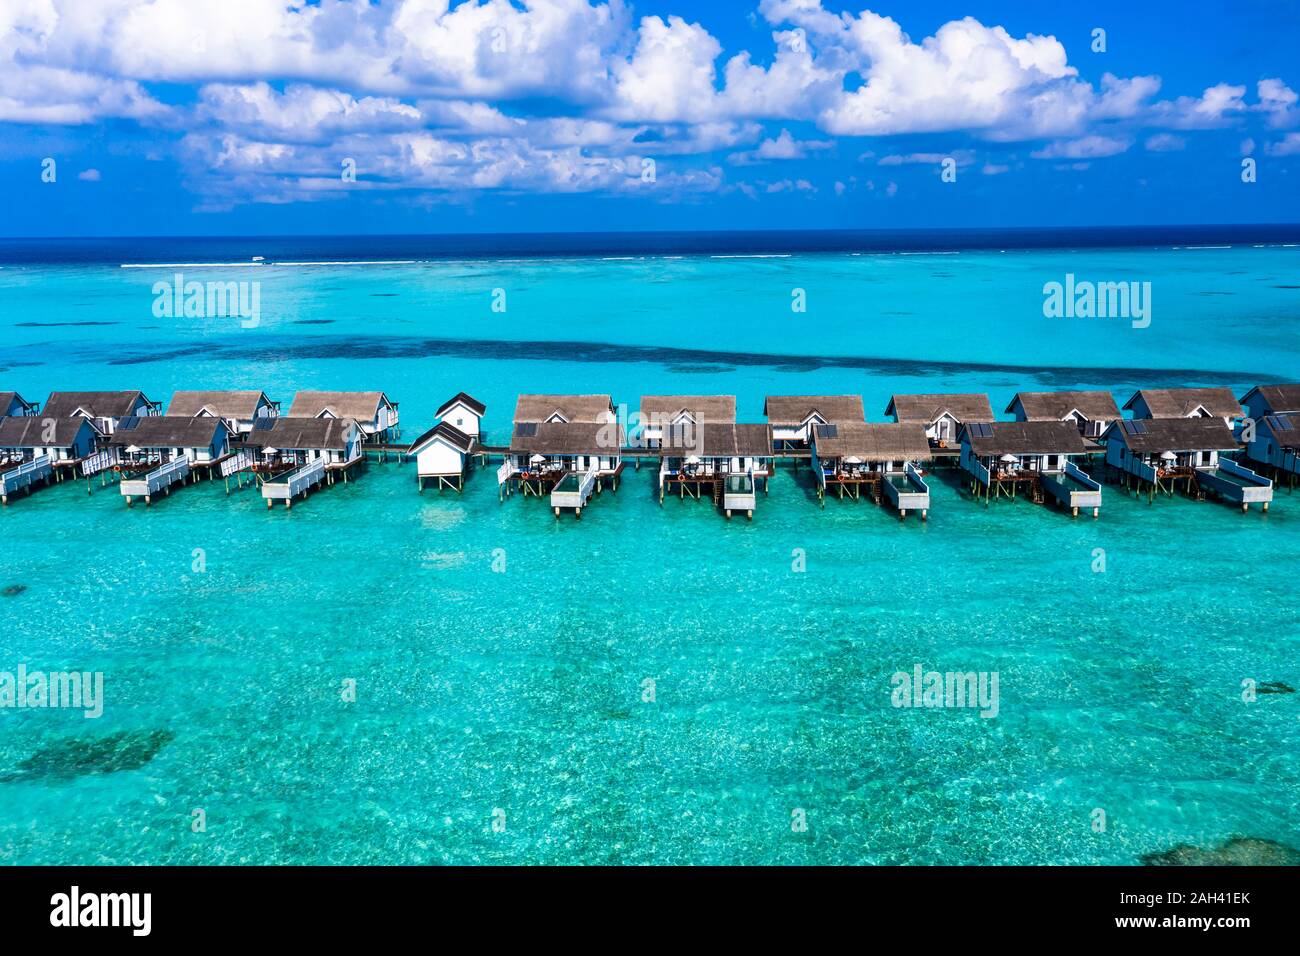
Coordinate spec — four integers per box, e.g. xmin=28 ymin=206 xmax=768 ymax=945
xmin=530 ymin=454 xmax=546 ymax=464
xmin=844 ymin=455 xmax=863 ymax=464
xmin=125 ymin=445 xmax=141 ymax=454
xmin=1000 ymin=453 xmax=1018 ymax=464
xmin=685 ymin=455 xmax=702 ymax=464
xmin=1159 ymin=451 xmax=1177 ymax=461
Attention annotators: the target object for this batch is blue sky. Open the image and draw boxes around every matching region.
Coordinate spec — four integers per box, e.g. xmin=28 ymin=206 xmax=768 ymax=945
xmin=2 ymin=0 xmax=1298 ymax=236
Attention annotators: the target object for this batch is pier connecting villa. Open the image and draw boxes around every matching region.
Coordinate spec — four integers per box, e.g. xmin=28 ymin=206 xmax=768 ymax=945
xmin=810 ymin=422 xmax=932 ymax=517
xmin=886 ymin=393 xmax=994 ymax=449
xmin=167 ymin=390 xmax=280 ymax=436
xmin=960 ymin=421 xmax=1102 ymax=515
xmin=42 ymin=390 xmax=161 ymax=436
xmin=764 ymin=395 xmax=865 ymax=450
xmin=111 ymin=416 xmax=233 ymax=506
xmin=1103 ymin=417 xmax=1272 ymax=509
xmin=1005 ymin=390 xmax=1121 ymax=441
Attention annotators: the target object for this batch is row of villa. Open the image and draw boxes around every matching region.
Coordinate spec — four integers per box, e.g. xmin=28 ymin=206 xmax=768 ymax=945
xmin=2 ymin=384 xmax=1298 ymax=517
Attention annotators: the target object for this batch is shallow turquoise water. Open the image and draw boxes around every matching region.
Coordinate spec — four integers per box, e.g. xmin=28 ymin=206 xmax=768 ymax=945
xmin=0 ymin=245 xmax=1297 ymax=864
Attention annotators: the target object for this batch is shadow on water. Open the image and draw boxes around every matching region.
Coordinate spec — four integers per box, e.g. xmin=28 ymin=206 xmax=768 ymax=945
xmin=0 ymin=730 xmax=175 ymax=784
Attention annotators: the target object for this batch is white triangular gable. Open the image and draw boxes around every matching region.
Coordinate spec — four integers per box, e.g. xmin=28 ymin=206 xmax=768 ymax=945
xmin=546 ymin=410 xmax=569 ymax=424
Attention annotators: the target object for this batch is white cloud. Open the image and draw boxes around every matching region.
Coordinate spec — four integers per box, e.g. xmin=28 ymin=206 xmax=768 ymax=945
xmin=727 ymin=128 xmax=831 ymax=164
xmin=1031 ymin=135 xmax=1130 ymax=160
xmin=1149 ymin=83 xmax=1247 ymax=129
xmin=1264 ymin=132 xmax=1300 ymax=157
xmin=878 ymin=150 xmax=974 ymax=166
xmin=1144 ymin=133 xmax=1185 ymax=152
xmin=606 ymin=15 xmax=721 ymax=123
xmin=1256 ymin=78 xmax=1299 ymax=128
xmin=78 ymin=168 xmax=101 ymax=181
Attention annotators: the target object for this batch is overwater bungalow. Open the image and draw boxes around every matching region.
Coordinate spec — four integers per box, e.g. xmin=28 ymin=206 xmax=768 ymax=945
xmin=406 ymin=422 xmax=476 ymax=492
xmin=0 ymin=392 xmax=38 ymax=417
xmin=886 ymin=393 xmax=994 ymax=448
xmin=1005 ymin=390 xmax=1121 ymax=441
xmin=240 ymin=418 xmax=365 ymax=508
xmin=168 ymin=390 xmax=279 ymax=436
xmin=1122 ymin=387 xmax=1241 ymax=426
xmin=435 ymin=392 xmax=487 ymax=439
xmin=1103 ymin=417 xmax=1271 ymax=510
xmin=513 ymin=393 xmax=617 ymax=425
xmin=0 ymin=417 xmax=98 ymax=504
xmin=809 ymin=422 xmax=932 ymax=517
xmin=763 ymin=395 xmax=864 ymax=450
xmin=286 ymin=391 xmax=399 ymax=443
xmin=42 ymin=391 xmax=160 ymax=436
xmin=506 ymin=420 xmax=625 ymax=517
xmin=1241 ymin=412 xmax=1300 ymax=486
xmin=657 ymin=422 xmax=773 ymax=519
xmin=637 ymin=395 xmax=736 ymax=448
xmin=960 ymin=421 xmax=1102 ymax=515
xmin=1238 ymin=384 xmax=1300 ymax=421
xmin=110 ymin=417 xmax=232 ymax=506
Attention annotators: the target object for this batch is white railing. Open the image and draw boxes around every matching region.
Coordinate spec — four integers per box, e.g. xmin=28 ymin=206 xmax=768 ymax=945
xmin=81 ymin=448 xmax=118 ymax=477
xmin=1064 ymin=460 xmax=1102 ymax=492
xmin=121 ymin=456 xmax=190 ymax=497
xmin=263 ymin=457 xmax=326 ymax=500
xmin=2 ymin=455 xmax=52 ymax=495
xmin=497 ymin=459 xmax=516 ymax=486
xmin=220 ymin=449 xmax=254 ymax=477
xmin=577 ymin=465 xmax=598 ymax=501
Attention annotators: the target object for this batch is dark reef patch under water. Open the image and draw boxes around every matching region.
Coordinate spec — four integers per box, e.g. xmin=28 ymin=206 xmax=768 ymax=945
xmin=1141 ymin=836 xmax=1300 ymax=866
xmin=2 ymin=584 xmax=26 ymax=597
xmin=95 ymin=333 xmax=1275 ymax=388
xmin=1 ymin=730 xmax=175 ymax=784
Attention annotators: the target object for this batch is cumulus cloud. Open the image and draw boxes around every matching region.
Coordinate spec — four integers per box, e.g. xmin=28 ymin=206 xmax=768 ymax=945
xmin=1031 ymin=135 xmax=1130 ymax=160
xmin=727 ymin=128 xmax=831 ymax=164
xmin=1144 ymin=133 xmax=1185 ymax=152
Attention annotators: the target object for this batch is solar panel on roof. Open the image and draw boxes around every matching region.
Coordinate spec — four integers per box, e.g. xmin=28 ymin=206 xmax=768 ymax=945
xmin=1268 ymin=414 xmax=1294 ymax=431
xmin=253 ymin=417 xmax=276 ymax=431
xmin=516 ymin=422 xmax=537 ymax=437
xmin=1132 ymin=420 xmax=1148 ymax=434
xmin=968 ymin=422 xmax=992 ymax=438
xmin=116 ymin=415 xmax=140 ymax=431
xmin=815 ymin=424 xmax=837 ymax=439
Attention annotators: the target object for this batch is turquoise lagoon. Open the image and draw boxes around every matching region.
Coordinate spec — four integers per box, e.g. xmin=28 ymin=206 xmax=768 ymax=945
xmin=0 ymin=240 xmax=1297 ymax=864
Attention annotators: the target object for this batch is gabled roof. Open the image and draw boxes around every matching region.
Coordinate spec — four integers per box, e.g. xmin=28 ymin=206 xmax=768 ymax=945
xmin=43 ymin=391 xmax=154 ymax=419
xmin=168 ymin=390 xmax=274 ymax=419
xmin=435 ymin=392 xmax=486 ymax=418
xmin=885 ymin=393 xmax=993 ymax=424
xmin=639 ymin=395 xmax=736 ymax=425
xmin=1260 ymin=413 xmax=1300 ymax=449
xmin=763 ymin=395 xmax=864 ymax=426
xmin=661 ymin=422 xmax=773 ymax=458
xmin=241 ymin=417 xmax=357 ymax=451
xmin=510 ymin=421 xmax=622 ymax=456
xmin=513 ymin=394 xmax=613 ymax=424
xmin=1239 ymin=384 xmax=1300 ymax=415
xmin=1123 ymin=387 xmax=1241 ymax=419
xmin=1102 ymin=417 xmax=1238 ymax=452
xmin=0 ymin=416 xmax=94 ymax=448
xmin=811 ymin=422 xmax=931 ymax=461
xmin=964 ymin=421 xmax=1087 ymax=456
xmin=406 ymin=421 xmax=475 ymax=455
xmin=0 ymin=392 xmax=36 ymax=413
xmin=110 ymin=416 xmax=226 ymax=449
xmin=1006 ymin=390 xmax=1121 ymax=421
xmin=287 ymin=391 xmax=393 ymax=421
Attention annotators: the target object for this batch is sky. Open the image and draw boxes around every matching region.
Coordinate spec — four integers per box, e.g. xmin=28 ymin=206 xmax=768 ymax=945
xmin=1 ymin=0 xmax=1299 ymax=237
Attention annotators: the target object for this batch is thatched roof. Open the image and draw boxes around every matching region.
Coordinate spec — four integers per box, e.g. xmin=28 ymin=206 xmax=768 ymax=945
xmin=241 ymin=417 xmax=357 ymax=451
xmin=436 ymin=392 xmax=486 ymax=418
xmin=168 ymin=390 xmax=273 ymax=419
xmin=886 ymin=393 xmax=993 ymax=423
xmin=1007 ymin=390 xmax=1121 ymax=421
xmin=811 ymin=422 xmax=931 ymax=461
xmin=1123 ymin=387 xmax=1240 ymax=419
xmin=763 ymin=395 xmax=864 ymax=426
xmin=43 ymin=391 xmax=155 ymax=418
xmin=0 ymin=416 xmax=92 ymax=447
xmin=1261 ymin=413 xmax=1300 ymax=449
xmin=0 ymin=392 xmax=36 ymax=413
xmin=406 ymin=421 xmax=474 ymax=455
xmin=513 ymin=394 xmax=613 ymax=424
xmin=1239 ymin=384 xmax=1300 ymax=415
xmin=510 ymin=421 xmax=622 ymax=456
xmin=287 ymin=391 xmax=393 ymax=420
xmin=110 ymin=416 xmax=226 ymax=449
xmin=639 ymin=395 xmax=736 ymax=425
xmin=1105 ymin=417 xmax=1237 ymax=452
xmin=661 ymin=423 xmax=772 ymax=458
xmin=965 ymin=421 xmax=1087 ymax=456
